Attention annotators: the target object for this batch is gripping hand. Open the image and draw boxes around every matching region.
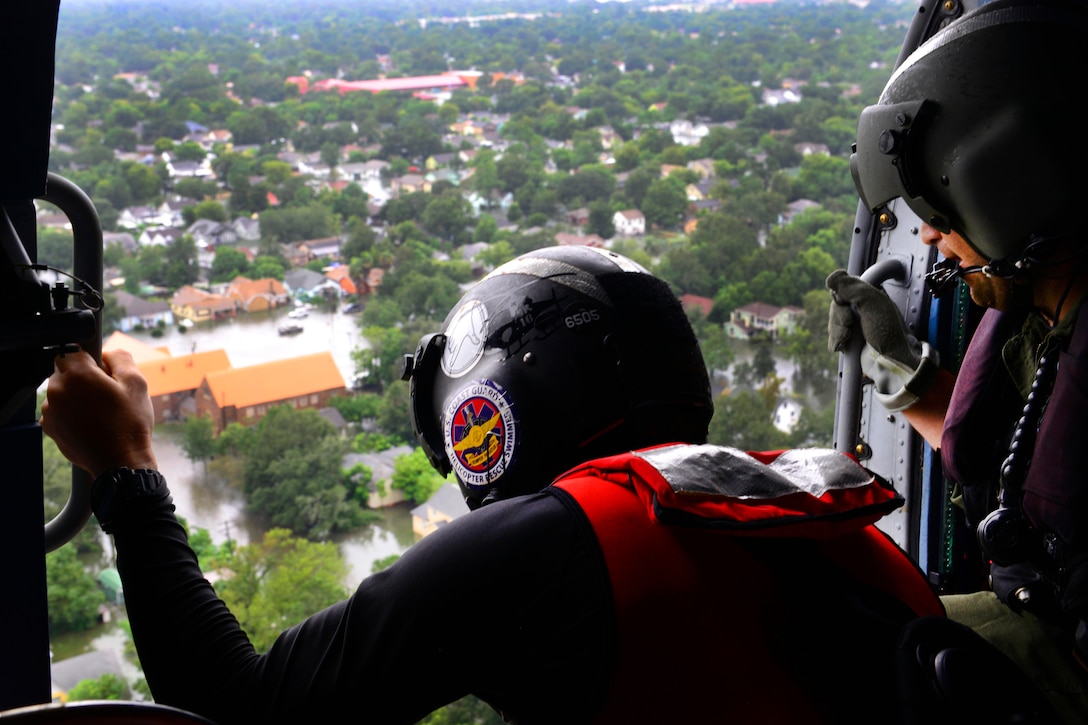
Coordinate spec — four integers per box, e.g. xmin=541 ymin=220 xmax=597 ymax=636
xmin=826 ymin=269 xmax=939 ymax=412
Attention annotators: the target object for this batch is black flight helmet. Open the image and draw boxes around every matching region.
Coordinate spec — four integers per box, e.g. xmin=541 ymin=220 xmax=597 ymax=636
xmin=402 ymin=246 xmax=713 ymax=510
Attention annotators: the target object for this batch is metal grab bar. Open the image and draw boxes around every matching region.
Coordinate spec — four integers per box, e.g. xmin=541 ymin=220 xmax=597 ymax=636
xmin=40 ymin=173 xmax=102 ymax=552
xmin=833 ymin=257 xmax=909 ymax=455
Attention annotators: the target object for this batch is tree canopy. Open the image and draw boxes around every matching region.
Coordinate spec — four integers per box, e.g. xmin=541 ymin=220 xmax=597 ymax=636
xmin=242 ymin=406 xmax=371 ymax=540
xmin=212 ymin=528 xmax=350 ymax=653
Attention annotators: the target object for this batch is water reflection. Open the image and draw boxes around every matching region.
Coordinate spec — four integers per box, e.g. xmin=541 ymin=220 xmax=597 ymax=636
xmin=333 ymin=502 xmax=418 ymax=588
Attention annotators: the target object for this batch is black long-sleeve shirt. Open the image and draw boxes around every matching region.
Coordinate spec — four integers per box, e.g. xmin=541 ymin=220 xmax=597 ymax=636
xmin=97 ymin=455 xmax=938 ymax=724
xmin=99 ymin=469 xmax=614 ymax=724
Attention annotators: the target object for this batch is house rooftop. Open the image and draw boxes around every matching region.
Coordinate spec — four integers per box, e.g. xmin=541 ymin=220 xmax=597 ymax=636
xmin=411 ymin=482 xmax=470 ymax=520
xmin=103 ymin=331 xmax=172 ymax=364
xmin=138 ymin=349 xmax=233 ymax=397
xmin=204 ymin=352 xmax=346 ymax=409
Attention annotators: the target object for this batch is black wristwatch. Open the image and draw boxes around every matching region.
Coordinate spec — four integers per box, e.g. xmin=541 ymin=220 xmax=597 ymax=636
xmin=91 ymin=467 xmax=168 ymax=532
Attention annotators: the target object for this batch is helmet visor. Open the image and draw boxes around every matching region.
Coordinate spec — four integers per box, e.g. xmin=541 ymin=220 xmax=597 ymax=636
xmin=851 ymin=98 xmax=953 ymax=234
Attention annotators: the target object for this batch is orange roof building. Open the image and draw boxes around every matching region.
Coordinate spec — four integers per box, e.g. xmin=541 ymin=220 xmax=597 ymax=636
xmin=325 ymin=266 xmax=357 ymax=295
xmin=195 ymin=352 xmax=348 ymax=432
xmin=137 ymin=349 xmax=233 ymax=424
xmin=102 ymin=331 xmax=171 ymax=364
xmin=307 ymin=73 xmax=468 ymax=95
xmin=226 ymin=276 xmax=290 ymax=312
xmin=170 ymin=285 xmax=237 ymax=324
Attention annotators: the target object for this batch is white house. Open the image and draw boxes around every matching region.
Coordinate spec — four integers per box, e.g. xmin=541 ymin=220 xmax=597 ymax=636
xmin=138 ymin=227 xmax=185 ymax=247
xmin=187 ymin=219 xmax=238 ymax=248
xmin=612 ymin=209 xmax=645 ymax=236
xmin=773 ymin=399 xmax=804 ymax=434
xmin=164 ymin=157 xmax=214 ymax=179
xmin=117 ymin=205 xmax=159 ymax=229
xmin=725 ymin=302 xmax=805 ymax=340
xmin=231 ymin=216 xmax=261 ymax=242
xmin=155 ymin=199 xmax=187 ymax=227
xmin=669 ymin=119 xmax=710 ymax=147
xmin=762 ymin=88 xmax=803 ymax=106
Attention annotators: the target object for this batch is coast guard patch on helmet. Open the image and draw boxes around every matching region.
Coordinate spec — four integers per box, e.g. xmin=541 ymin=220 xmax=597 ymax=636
xmin=444 ymin=379 xmax=518 ymax=489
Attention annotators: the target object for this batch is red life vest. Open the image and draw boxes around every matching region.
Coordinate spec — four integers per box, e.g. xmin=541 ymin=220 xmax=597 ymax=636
xmin=553 ymin=444 xmax=944 ymax=724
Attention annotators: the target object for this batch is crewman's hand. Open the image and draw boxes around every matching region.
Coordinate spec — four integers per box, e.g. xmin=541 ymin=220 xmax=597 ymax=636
xmin=826 ymin=269 xmax=939 ymax=412
xmin=40 ymin=349 xmax=158 ymax=478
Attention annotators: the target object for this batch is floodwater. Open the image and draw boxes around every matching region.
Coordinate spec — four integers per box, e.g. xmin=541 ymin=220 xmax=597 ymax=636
xmin=136 ymin=302 xmax=362 ymax=383
xmin=51 ymin=303 xmax=419 ymax=686
xmin=120 ymin=303 xmax=418 ymax=589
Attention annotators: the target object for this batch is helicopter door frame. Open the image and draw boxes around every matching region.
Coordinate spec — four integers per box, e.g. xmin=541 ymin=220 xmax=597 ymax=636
xmin=834 ymin=0 xmax=981 ymax=585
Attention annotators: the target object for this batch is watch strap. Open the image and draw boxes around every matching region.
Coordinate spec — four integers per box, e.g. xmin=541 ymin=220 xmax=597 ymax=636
xmin=91 ymin=467 xmax=169 ymax=533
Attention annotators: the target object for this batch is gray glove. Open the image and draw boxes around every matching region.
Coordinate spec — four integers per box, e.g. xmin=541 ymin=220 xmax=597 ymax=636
xmin=826 ymin=269 xmax=939 ymax=412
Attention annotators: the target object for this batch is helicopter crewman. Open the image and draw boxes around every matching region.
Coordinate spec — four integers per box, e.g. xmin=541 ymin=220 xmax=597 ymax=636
xmin=827 ymin=1 xmax=1088 ymax=721
xmin=43 ymin=246 xmax=942 ymax=723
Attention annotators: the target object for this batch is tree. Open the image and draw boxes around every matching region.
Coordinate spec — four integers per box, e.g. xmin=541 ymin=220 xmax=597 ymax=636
xmin=342 ymin=217 xmax=377 ymax=263
xmin=371 ymin=554 xmax=401 ymax=574
xmin=35 ymin=227 xmax=75 ymax=272
xmin=164 ymin=234 xmax=200 ymax=289
xmin=212 ymin=528 xmax=350 ymax=653
xmin=186 ymin=525 xmax=234 ymax=573
xmin=613 ymin=144 xmax=641 ymax=173
xmin=621 ymin=167 xmax=656 ymax=209
xmin=475 ymin=239 xmax=514 ymax=270
xmin=243 ymin=406 xmax=367 ymax=539
xmin=180 ymin=415 xmax=216 ymax=471
xmin=334 ymin=185 xmax=370 ymax=222
xmin=215 ymin=422 xmax=257 ymax=458
xmin=125 ymin=163 xmax=161 ymax=202
xmin=696 ymin=322 xmax=735 ymax=376
xmin=391 ymin=447 xmax=447 ymax=505
xmin=173 ymin=177 xmax=213 ymax=201
xmin=586 ymin=201 xmax=615 ymax=239
xmin=783 ymin=288 xmax=840 ymax=401
xmin=320 ymin=141 xmax=342 ymax=172
xmin=46 ymin=545 xmax=102 ymax=635
xmin=792 ymin=153 xmax=854 ymax=201
xmin=473 ymin=214 xmax=498 ymax=244
xmin=67 ymin=674 xmax=129 ymax=702
xmin=707 ymin=388 xmax=789 ymax=452
xmin=259 ymin=204 xmax=336 ymax=243
xmin=192 ymin=199 xmax=228 ymax=222
xmin=419 ymin=696 xmax=506 ymax=725
xmin=422 ymin=193 xmax=470 ymax=243
xmin=376 ymin=382 xmax=415 ymax=444
xmin=174 ymin=141 xmax=207 ymax=162
xmin=379 ymin=115 xmax=442 ymax=160
xmin=251 ymin=255 xmax=285 ymax=281
xmin=210 ymin=247 xmax=250 ymax=283
xmin=226 ymin=106 xmax=290 ymax=146
xmin=391 ymin=270 xmax=463 ymax=321
xmin=641 ymin=177 xmax=687 ymax=229
xmin=496 ymin=146 xmax=535 ymax=193
xmin=752 ymin=341 xmax=777 ymax=381
xmin=471 ymin=150 xmax=501 ymax=200
xmin=556 ymin=167 xmax=614 ymax=206
xmin=42 ymin=432 xmax=102 ymax=555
